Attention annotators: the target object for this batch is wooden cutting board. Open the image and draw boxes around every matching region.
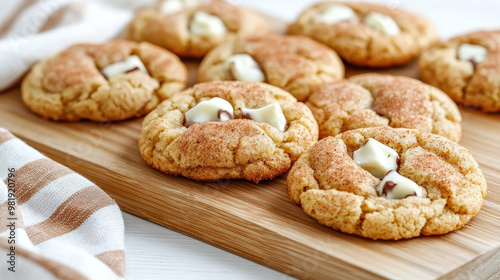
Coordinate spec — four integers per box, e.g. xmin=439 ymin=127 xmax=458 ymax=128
xmin=1 ymin=16 xmax=500 ymax=280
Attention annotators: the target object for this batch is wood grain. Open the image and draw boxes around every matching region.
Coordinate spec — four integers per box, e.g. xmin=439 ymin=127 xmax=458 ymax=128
xmin=1 ymin=17 xmax=500 ymax=280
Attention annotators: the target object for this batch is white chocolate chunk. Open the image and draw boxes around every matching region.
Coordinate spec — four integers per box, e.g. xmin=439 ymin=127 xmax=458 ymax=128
xmin=314 ymin=4 xmax=358 ymax=25
xmin=353 ymin=138 xmax=398 ymax=179
xmin=160 ymin=0 xmax=206 ymax=14
xmin=226 ymin=54 xmax=265 ymax=82
xmin=242 ymin=103 xmax=286 ymax=132
xmin=458 ymin=43 xmax=488 ymax=64
xmin=190 ymin=12 xmax=227 ymax=36
xmin=101 ymin=55 xmax=148 ymax=79
xmin=377 ymin=170 xmax=425 ymax=199
xmin=185 ymin=97 xmax=234 ymax=126
xmin=364 ymin=12 xmax=400 ymax=35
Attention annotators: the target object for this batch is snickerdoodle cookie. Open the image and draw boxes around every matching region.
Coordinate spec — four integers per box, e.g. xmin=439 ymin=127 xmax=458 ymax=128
xmin=419 ymin=30 xmax=500 ymax=113
xmin=22 ymin=39 xmax=187 ymax=122
xmin=287 ymin=127 xmax=487 ymax=240
xmin=127 ymin=0 xmax=270 ymax=58
xmin=139 ymin=81 xmax=318 ymax=183
xmin=306 ymin=74 xmax=462 ymax=142
xmin=197 ymin=34 xmax=345 ymax=101
xmin=287 ymin=2 xmax=439 ymax=68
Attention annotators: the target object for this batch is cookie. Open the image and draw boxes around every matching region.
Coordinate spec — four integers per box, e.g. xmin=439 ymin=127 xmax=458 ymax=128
xmin=419 ymin=30 xmax=500 ymax=113
xmin=287 ymin=2 xmax=439 ymax=68
xmin=197 ymin=34 xmax=345 ymax=101
xmin=139 ymin=81 xmax=319 ymax=183
xmin=287 ymin=127 xmax=487 ymax=240
xmin=306 ymin=74 xmax=462 ymax=142
xmin=22 ymin=39 xmax=187 ymax=122
xmin=127 ymin=0 xmax=271 ymax=58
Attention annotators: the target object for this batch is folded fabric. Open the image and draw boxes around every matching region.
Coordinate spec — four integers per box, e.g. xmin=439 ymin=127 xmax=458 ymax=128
xmin=0 ymin=0 xmax=154 ymax=92
xmin=0 ymin=128 xmax=125 ymax=280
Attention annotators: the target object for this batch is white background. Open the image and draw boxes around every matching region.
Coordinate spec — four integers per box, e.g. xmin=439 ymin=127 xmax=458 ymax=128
xmin=125 ymin=1 xmax=500 ymax=279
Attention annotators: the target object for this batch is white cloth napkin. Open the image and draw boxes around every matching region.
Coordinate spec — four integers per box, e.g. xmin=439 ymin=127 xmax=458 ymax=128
xmin=0 ymin=128 xmax=126 ymax=280
xmin=0 ymin=0 xmax=156 ymax=92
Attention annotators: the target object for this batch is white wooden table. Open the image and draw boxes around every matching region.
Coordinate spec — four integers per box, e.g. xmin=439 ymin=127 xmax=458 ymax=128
xmin=124 ymin=1 xmax=500 ymax=279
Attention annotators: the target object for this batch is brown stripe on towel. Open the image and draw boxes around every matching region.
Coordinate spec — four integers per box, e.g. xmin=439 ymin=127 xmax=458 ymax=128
xmin=26 ymin=185 xmax=115 ymax=245
xmin=0 ymin=0 xmax=37 ymax=37
xmin=0 ymin=130 xmax=16 ymax=145
xmin=40 ymin=2 xmax=85 ymax=32
xmin=95 ymin=250 xmax=126 ymax=278
xmin=0 ymin=237 xmax=87 ymax=280
xmin=3 ymin=158 xmax=74 ymax=205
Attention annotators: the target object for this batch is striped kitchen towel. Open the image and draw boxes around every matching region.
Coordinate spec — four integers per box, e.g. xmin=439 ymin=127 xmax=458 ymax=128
xmin=0 ymin=0 xmax=157 ymax=92
xmin=0 ymin=128 xmax=125 ymax=280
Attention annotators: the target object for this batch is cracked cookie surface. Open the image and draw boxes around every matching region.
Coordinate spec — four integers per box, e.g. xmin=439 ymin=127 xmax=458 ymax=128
xmin=127 ymin=0 xmax=270 ymax=58
xmin=198 ymin=34 xmax=344 ymax=101
xmin=21 ymin=39 xmax=187 ymax=122
xmin=139 ymin=81 xmax=319 ymax=183
xmin=287 ymin=127 xmax=486 ymax=240
xmin=419 ymin=30 xmax=500 ymax=113
xmin=306 ymin=74 xmax=462 ymax=142
xmin=287 ymin=2 xmax=439 ymax=68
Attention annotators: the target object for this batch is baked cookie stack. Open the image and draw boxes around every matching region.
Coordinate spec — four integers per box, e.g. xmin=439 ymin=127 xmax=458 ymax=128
xmin=19 ymin=0 xmax=489 ymax=240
